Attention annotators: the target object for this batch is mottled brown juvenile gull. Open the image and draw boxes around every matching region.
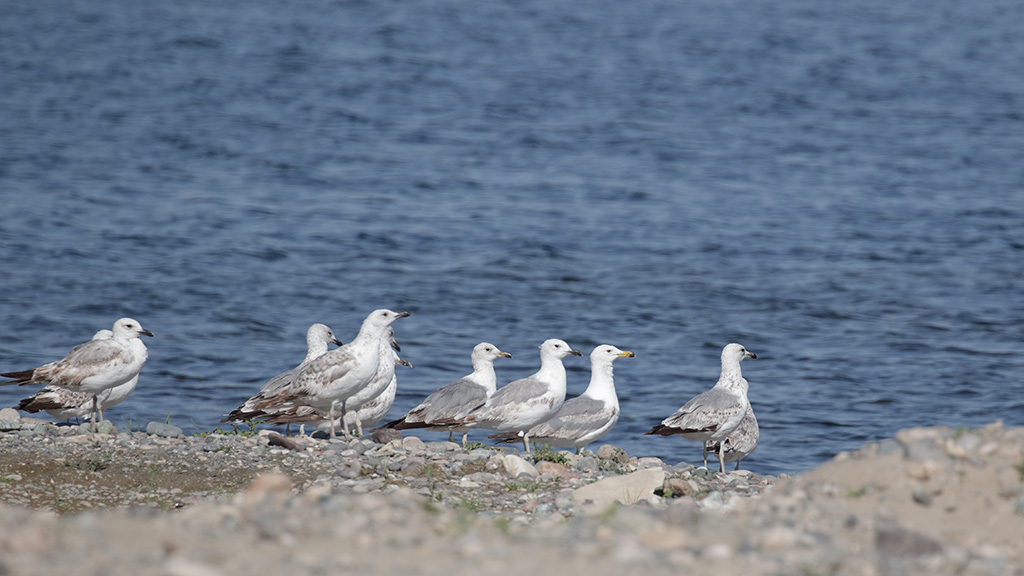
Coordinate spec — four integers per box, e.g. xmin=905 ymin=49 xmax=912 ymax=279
xmin=491 ymin=344 xmax=634 ymax=453
xmin=385 ymin=342 xmax=512 ymax=445
xmin=451 ymin=339 xmax=581 ymax=453
xmin=252 ymin=308 xmax=410 ymax=438
xmin=703 ymin=401 xmax=759 ymax=470
xmin=645 ymin=343 xmax=756 ymax=473
xmin=222 ymin=323 xmax=342 ymax=424
xmin=15 ymin=330 xmax=139 ymax=422
xmin=2 ymin=318 xmax=154 ymax=431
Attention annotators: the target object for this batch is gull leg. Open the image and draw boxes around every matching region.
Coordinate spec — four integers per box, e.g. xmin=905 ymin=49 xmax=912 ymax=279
xmin=341 ymin=402 xmax=352 ymax=440
xmin=462 ymin=432 xmax=469 ymax=449
xmin=734 ymin=459 xmax=742 ymax=471
xmin=703 ymin=446 xmax=709 ymax=469
xmin=328 ymin=406 xmax=337 ymax=439
xmin=523 ymin=432 xmax=532 ymax=454
xmin=355 ymin=413 xmax=364 ymax=437
xmin=285 ymin=424 xmax=292 ymax=436
xmin=91 ymin=395 xmax=99 ymax=432
xmin=448 ymin=431 xmax=454 ymax=443
xmin=718 ymin=442 xmax=726 ymax=473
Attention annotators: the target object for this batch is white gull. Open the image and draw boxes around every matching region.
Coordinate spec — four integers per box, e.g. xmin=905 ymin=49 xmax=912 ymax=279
xmin=645 ymin=343 xmax=756 ymax=473
xmin=2 ymin=318 xmax=154 ymax=431
xmin=385 ymin=342 xmax=512 ymax=445
xmin=222 ymin=323 xmax=342 ymax=424
xmin=457 ymin=338 xmax=581 ymax=453
xmin=252 ymin=308 xmax=409 ymax=438
xmin=491 ymin=344 xmax=634 ymax=453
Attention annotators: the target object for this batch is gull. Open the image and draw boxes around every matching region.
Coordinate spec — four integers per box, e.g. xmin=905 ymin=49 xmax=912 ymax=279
xmin=2 ymin=318 xmax=154 ymax=431
xmin=252 ymin=308 xmax=410 ymax=438
xmin=222 ymin=323 xmax=342 ymax=425
xmin=15 ymin=330 xmax=138 ymax=423
xmin=452 ymin=339 xmax=581 ymax=453
xmin=645 ymin=343 xmax=756 ymax=473
xmin=269 ymin=351 xmax=411 ymax=438
xmin=385 ymin=342 xmax=512 ymax=445
xmin=490 ymin=344 xmax=634 ymax=453
xmin=703 ymin=402 xmax=759 ymax=470
xmin=268 ymin=327 xmax=410 ymax=437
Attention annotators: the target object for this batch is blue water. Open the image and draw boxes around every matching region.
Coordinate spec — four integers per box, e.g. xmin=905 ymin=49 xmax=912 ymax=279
xmin=2 ymin=0 xmax=1022 ymax=476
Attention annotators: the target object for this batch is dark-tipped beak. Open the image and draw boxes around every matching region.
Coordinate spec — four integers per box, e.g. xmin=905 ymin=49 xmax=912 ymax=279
xmin=390 ymin=339 xmax=401 ymax=352
xmin=331 ymin=338 xmax=343 ymax=346
xmin=746 ymin=351 xmax=757 ymax=359
xmin=498 ymin=351 xmax=513 ymax=359
xmin=569 ymin=348 xmax=583 ymax=357
xmin=395 ymin=311 xmax=411 ymax=319
xmin=619 ymin=351 xmax=636 ymax=358
xmin=140 ymin=329 xmax=155 ymax=337
xmin=399 ymin=358 xmax=412 ymax=368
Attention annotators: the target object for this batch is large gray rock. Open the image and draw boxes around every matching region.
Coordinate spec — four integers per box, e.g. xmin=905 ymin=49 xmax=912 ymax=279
xmin=503 ymin=454 xmax=539 ymax=478
xmin=572 ymin=468 xmax=666 ymax=510
xmin=146 ymin=422 xmax=183 ymax=438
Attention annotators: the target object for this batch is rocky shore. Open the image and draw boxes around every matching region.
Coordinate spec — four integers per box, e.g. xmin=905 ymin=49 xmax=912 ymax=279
xmin=0 ymin=408 xmax=1022 ymax=575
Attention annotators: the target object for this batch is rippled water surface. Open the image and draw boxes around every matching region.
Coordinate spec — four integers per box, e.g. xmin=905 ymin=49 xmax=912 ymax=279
xmin=2 ymin=0 xmax=1023 ymax=475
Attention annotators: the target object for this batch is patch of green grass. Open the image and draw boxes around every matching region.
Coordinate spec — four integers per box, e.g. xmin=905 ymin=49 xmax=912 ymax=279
xmin=493 ymin=516 xmax=511 ymax=534
xmin=847 ymin=486 xmax=868 ymax=499
xmin=458 ymin=496 xmax=483 ymax=512
xmin=528 ymin=445 xmax=569 ymax=465
xmin=506 ymin=480 xmax=543 ymax=492
xmin=0 ymin=476 xmax=15 ymax=484
xmin=65 ymin=453 xmax=113 ymax=472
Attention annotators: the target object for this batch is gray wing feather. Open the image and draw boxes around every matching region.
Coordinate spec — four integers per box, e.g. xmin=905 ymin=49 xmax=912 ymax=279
xmin=416 ymin=378 xmax=489 ymax=422
xmin=529 ymin=397 xmax=611 ymax=439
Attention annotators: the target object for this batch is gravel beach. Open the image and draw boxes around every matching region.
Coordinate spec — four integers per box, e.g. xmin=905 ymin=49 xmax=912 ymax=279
xmin=1 ymin=408 xmax=1022 ymax=575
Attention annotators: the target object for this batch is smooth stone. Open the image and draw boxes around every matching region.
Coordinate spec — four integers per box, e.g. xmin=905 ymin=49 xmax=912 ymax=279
xmin=503 ymin=454 xmax=539 ymax=478
xmin=145 ymin=422 xmax=183 ymax=438
xmin=595 ymin=444 xmax=628 ymax=463
xmin=572 ymin=468 xmax=666 ymax=510
xmin=0 ymin=408 xmax=21 ymax=423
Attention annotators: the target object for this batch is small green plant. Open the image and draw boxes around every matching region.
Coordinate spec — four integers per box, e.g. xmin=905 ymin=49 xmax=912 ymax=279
xmin=0 ymin=476 xmax=15 ymax=484
xmin=458 ymin=497 xmax=483 ymax=512
xmin=1016 ymin=459 xmax=1024 ymax=482
xmin=66 ymin=453 xmax=113 ymax=472
xmin=847 ymin=486 xmax=868 ymax=499
xmin=528 ymin=445 xmax=569 ymax=465
xmin=493 ymin=516 xmax=511 ymax=534
xmin=506 ymin=480 xmax=543 ymax=492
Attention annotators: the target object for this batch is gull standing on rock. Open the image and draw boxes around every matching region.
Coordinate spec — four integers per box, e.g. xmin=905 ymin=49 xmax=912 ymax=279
xmin=1 ymin=318 xmax=154 ymax=431
xmin=451 ymin=339 xmax=582 ymax=453
xmin=490 ymin=344 xmax=634 ymax=453
xmin=222 ymin=323 xmax=342 ymax=424
xmin=15 ymin=330 xmax=139 ymax=423
xmin=645 ymin=343 xmax=756 ymax=473
xmin=253 ymin=309 xmax=410 ymax=439
xmin=703 ymin=401 xmax=759 ymax=471
xmin=385 ymin=342 xmax=512 ymax=445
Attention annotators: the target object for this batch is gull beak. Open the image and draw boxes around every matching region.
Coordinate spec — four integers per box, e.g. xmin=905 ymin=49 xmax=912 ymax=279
xmin=745 ymin=351 xmax=757 ymax=359
xmin=618 ymin=351 xmax=636 ymax=358
xmin=139 ymin=329 xmax=155 ymax=337
xmin=497 ymin=351 xmax=513 ymax=359
xmin=569 ymin=348 xmax=583 ymax=357
xmin=331 ymin=338 xmax=343 ymax=346
xmin=394 ymin=311 xmax=411 ymax=320
xmin=390 ymin=339 xmax=401 ymax=352
xmin=398 ymin=358 xmax=413 ymax=368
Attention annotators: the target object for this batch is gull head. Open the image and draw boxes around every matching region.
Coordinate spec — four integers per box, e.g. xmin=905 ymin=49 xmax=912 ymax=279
xmin=722 ymin=343 xmax=756 ymax=364
xmin=113 ymin=318 xmax=155 ymax=339
xmin=309 ymin=323 xmax=343 ymax=347
xmin=472 ymin=342 xmax=513 ymax=362
xmin=362 ymin=309 xmax=411 ymax=332
xmin=591 ymin=344 xmax=636 ymax=365
xmin=539 ymin=339 xmax=582 ymax=360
